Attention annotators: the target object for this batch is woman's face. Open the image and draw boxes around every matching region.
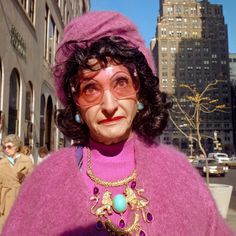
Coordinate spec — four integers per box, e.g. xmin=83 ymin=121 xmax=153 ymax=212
xmin=3 ymin=142 xmax=18 ymax=157
xmin=74 ymin=63 xmax=139 ymax=145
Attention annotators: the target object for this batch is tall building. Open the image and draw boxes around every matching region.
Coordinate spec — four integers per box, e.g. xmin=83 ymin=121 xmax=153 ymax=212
xmin=229 ymin=54 xmax=236 ymax=85
xmin=0 ymin=0 xmax=90 ymax=162
xmin=229 ymin=53 xmax=236 ymax=150
xmin=152 ymin=0 xmax=234 ymax=155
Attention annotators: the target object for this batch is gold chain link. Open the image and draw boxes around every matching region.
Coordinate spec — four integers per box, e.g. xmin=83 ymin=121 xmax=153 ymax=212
xmin=86 ymin=147 xmax=137 ymax=187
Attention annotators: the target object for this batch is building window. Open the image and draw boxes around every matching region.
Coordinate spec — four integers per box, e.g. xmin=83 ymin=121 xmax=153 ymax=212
xmin=167 ymin=7 xmax=173 ymax=15
xmin=190 ymin=7 xmax=196 ymax=15
xmin=64 ymin=1 xmax=67 ymax=21
xmin=161 ymin=47 xmax=167 ymax=51
xmin=40 ymin=94 xmax=46 ymax=146
xmin=44 ymin=4 xmax=49 ymax=59
xmin=44 ymin=5 xmax=57 ymax=65
xmin=177 ymin=31 xmax=182 ymax=37
xmin=82 ymin=0 xmax=87 ymax=14
xmin=20 ymin=0 xmax=27 ymax=11
xmin=161 ymin=28 xmax=167 ymax=36
xmin=18 ymin=0 xmax=35 ymax=23
xmin=49 ymin=16 xmax=55 ymax=64
xmin=66 ymin=10 xmax=69 ymax=24
xmin=184 ymin=32 xmax=189 ymax=37
xmin=176 ymin=6 xmax=181 ymax=14
xmin=8 ymin=69 xmax=20 ymax=135
xmin=56 ymin=30 xmax=60 ymax=48
xmin=169 ymin=31 xmax=174 ymax=37
xmin=24 ymin=81 xmax=33 ymax=146
xmin=0 ymin=60 xmax=2 ymax=109
xmin=192 ymin=32 xmax=198 ymax=37
xmin=45 ymin=96 xmax=53 ymax=151
xmin=28 ymin=0 xmax=35 ymax=22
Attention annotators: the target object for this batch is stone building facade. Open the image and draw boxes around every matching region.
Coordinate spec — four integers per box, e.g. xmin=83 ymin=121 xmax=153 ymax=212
xmin=151 ymin=0 xmax=234 ymax=155
xmin=0 ymin=0 xmax=90 ymax=162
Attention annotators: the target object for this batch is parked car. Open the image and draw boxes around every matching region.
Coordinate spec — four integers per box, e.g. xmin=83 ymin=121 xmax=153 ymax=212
xmin=192 ymin=158 xmax=228 ymax=177
xmin=230 ymin=156 xmax=236 ymax=162
xmin=207 ymin=152 xmax=230 ymax=164
xmin=225 ymin=156 xmax=236 ymax=168
xmin=187 ymin=156 xmax=195 ymax=163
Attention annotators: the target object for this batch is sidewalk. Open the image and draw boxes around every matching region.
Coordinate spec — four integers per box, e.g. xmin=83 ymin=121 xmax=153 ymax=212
xmin=226 ymin=208 xmax=236 ymax=233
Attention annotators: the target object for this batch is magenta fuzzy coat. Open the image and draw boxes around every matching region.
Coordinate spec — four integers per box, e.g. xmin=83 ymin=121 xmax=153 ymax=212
xmin=2 ymin=137 xmax=234 ymax=235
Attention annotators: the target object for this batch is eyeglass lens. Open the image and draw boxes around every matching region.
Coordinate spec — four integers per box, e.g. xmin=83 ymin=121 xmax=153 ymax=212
xmin=74 ymin=75 xmax=138 ymax=107
xmin=3 ymin=145 xmax=13 ymax=150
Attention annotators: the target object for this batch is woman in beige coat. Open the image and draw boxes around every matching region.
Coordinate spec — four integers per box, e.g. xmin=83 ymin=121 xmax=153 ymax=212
xmin=0 ymin=134 xmax=33 ymax=231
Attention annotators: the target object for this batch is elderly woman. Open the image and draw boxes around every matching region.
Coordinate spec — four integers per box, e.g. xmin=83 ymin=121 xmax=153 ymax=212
xmin=1 ymin=11 xmax=234 ymax=235
xmin=0 ymin=134 xmax=33 ymax=231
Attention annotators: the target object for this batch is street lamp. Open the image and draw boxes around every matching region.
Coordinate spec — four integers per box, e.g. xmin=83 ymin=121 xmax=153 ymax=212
xmin=189 ymin=132 xmax=194 ymax=158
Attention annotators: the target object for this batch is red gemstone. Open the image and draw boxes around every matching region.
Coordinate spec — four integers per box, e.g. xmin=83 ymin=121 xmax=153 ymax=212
xmin=93 ymin=186 xmax=99 ymax=195
xmin=119 ymin=219 xmax=125 ymax=228
xmin=96 ymin=220 xmax=103 ymax=230
xmin=131 ymin=181 xmax=136 ymax=189
xmin=147 ymin=212 xmax=153 ymax=222
xmin=139 ymin=230 xmax=146 ymax=236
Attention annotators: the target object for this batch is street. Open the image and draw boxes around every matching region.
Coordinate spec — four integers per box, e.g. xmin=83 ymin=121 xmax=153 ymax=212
xmin=204 ymin=168 xmax=236 ymax=210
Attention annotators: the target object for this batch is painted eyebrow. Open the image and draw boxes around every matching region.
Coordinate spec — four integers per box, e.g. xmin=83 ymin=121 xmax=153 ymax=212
xmin=79 ymin=78 xmax=97 ymax=84
xmin=80 ymin=70 xmax=131 ymax=83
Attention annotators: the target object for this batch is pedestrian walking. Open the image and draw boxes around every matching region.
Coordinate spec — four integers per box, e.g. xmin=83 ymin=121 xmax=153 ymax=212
xmin=0 ymin=134 xmax=34 ymax=232
xmin=37 ymin=146 xmax=49 ymax=164
xmin=20 ymin=145 xmax=35 ymax=165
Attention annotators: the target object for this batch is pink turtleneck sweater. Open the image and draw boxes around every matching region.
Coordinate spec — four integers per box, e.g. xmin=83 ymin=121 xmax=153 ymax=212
xmin=82 ymin=137 xmax=136 ymax=226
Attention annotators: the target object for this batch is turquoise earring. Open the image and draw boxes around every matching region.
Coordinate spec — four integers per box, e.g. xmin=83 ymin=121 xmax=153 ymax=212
xmin=75 ymin=113 xmax=81 ymax=123
xmin=137 ymin=101 xmax=144 ymax=111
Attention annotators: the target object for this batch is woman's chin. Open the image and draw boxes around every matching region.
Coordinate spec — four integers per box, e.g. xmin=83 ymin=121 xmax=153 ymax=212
xmin=93 ymin=128 xmax=132 ymax=145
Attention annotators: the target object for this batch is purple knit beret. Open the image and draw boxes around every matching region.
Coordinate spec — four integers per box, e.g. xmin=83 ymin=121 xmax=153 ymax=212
xmin=53 ymin=11 xmax=155 ymax=106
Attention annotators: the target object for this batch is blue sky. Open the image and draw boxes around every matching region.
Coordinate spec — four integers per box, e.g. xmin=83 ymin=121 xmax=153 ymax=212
xmin=91 ymin=0 xmax=236 ymax=53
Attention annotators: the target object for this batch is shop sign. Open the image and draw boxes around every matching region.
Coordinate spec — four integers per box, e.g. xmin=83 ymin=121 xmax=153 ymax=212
xmin=10 ymin=25 xmax=26 ymax=60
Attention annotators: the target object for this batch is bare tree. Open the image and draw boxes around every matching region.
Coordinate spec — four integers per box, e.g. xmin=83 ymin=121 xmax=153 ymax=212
xmin=169 ymin=80 xmax=226 ymax=185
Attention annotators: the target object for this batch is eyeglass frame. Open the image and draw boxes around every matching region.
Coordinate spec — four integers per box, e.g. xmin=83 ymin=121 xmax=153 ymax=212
xmin=3 ymin=144 xmax=15 ymax=150
xmin=70 ymin=66 xmax=140 ymax=108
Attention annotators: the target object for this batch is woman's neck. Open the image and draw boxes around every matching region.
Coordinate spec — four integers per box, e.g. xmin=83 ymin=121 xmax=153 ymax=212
xmin=90 ymin=130 xmax=134 ymax=145
xmin=89 ymin=134 xmax=134 ymax=157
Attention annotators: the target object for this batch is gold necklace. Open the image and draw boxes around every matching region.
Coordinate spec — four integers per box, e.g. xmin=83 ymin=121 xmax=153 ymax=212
xmin=87 ymin=146 xmax=137 ymax=187
xmin=86 ymin=146 xmax=153 ymax=235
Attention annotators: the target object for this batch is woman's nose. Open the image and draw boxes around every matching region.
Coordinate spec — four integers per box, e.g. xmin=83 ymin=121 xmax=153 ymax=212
xmin=101 ymin=90 xmax=118 ymax=114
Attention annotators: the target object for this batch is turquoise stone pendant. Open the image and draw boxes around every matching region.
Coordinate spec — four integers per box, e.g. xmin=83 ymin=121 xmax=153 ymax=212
xmin=112 ymin=194 xmax=127 ymax=213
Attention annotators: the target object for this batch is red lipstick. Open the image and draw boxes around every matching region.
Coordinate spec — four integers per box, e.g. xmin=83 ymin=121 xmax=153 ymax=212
xmin=99 ymin=116 xmax=124 ymax=124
